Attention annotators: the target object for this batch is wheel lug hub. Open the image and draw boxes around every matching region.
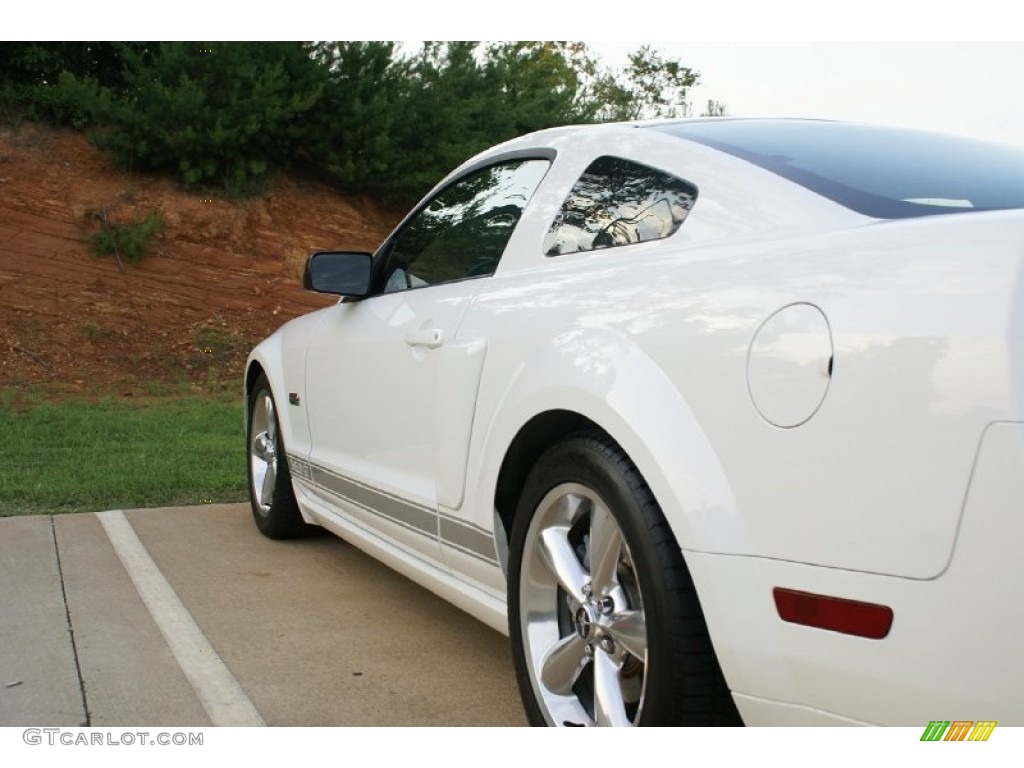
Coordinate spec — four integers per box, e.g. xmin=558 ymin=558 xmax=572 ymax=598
xmin=574 ymin=604 xmax=597 ymax=642
xmin=255 ymin=434 xmax=275 ymax=460
xmin=599 ymin=636 xmax=616 ymax=654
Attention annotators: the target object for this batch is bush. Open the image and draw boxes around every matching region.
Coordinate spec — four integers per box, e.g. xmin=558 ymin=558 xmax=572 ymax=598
xmin=89 ymin=210 xmax=164 ymax=265
xmin=0 ymin=82 xmax=29 ymax=123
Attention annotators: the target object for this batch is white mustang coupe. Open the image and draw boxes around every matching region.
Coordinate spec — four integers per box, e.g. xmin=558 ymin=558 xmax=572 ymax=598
xmin=245 ymin=118 xmax=1024 ymax=727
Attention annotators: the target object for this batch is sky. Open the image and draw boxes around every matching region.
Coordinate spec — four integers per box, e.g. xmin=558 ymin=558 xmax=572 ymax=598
xmin=589 ymin=42 xmax=1024 ymax=149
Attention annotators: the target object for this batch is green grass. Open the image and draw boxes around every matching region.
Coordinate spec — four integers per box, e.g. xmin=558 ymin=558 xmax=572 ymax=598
xmin=0 ymin=396 xmax=249 ymax=516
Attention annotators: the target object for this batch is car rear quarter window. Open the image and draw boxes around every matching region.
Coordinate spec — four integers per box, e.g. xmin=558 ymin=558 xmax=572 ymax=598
xmin=543 ymin=156 xmax=697 ymax=256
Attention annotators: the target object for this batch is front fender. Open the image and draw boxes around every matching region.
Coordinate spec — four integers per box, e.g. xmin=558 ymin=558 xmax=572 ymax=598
xmin=245 ymin=308 xmax=331 ymax=461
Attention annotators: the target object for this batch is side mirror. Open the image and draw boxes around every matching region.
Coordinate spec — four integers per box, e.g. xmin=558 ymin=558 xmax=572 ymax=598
xmin=303 ymin=251 xmax=373 ymax=298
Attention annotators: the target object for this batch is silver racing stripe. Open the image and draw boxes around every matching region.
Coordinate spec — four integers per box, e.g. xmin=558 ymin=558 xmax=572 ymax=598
xmin=310 ymin=464 xmax=437 ymax=537
xmin=287 ymin=454 xmax=498 ymax=564
xmin=288 ymin=454 xmax=313 ymax=482
xmin=439 ymin=515 xmax=499 ymax=565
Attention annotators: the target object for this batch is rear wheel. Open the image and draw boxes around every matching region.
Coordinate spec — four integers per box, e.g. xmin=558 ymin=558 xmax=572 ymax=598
xmin=246 ymin=373 xmax=314 ymax=539
xmin=508 ymin=432 xmax=741 ymax=726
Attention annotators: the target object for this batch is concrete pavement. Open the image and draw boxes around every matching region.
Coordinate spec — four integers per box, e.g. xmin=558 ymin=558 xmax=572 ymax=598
xmin=0 ymin=504 xmax=525 ymax=727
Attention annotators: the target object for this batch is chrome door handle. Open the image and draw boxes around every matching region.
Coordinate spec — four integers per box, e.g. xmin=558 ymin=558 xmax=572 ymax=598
xmin=404 ymin=328 xmax=444 ymax=349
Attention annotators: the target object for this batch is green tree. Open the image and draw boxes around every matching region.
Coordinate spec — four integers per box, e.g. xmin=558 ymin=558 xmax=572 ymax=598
xmin=0 ymin=42 xmax=148 ymax=88
xmin=702 ymin=99 xmax=728 ymax=117
xmin=354 ymin=41 xmax=710 ymax=202
xmin=484 ymin=41 xmax=591 ymax=130
xmin=2 ymin=40 xmax=720 ymax=201
xmin=369 ymin=42 xmax=712 ymax=202
xmin=389 ymin=41 xmax=503 ymax=197
xmin=96 ymin=42 xmax=325 ymax=194
xmin=0 ymin=42 xmax=146 ymax=126
xmin=302 ymin=41 xmax=410 ymax=195
xmin=584 ymin=46 xmax=700 ymax=121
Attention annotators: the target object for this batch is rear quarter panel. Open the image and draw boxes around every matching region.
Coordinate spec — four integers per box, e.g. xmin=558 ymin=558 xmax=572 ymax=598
xmin=461 ymin=209 xmax=1024 ymax=580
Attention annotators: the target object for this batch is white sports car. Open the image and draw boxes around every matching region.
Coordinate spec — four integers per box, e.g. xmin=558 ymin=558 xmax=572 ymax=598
xmin=245 ymin=118 xmax=1024 ymax=727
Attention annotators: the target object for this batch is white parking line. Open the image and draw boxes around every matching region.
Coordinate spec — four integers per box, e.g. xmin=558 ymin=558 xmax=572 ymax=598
xmin=96 ymin=510 xmax=265 ymax=726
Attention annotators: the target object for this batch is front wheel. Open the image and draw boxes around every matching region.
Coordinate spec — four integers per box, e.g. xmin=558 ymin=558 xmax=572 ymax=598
xmin=508 ymin=433 xmax=741 ymax=726
xmin=246 ymin=373 xmax=314 ymax=539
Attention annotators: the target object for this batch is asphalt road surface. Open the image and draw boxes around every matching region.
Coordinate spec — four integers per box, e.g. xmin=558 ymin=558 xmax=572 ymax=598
xmin=0 ymin=504 xmax=526 ymax=726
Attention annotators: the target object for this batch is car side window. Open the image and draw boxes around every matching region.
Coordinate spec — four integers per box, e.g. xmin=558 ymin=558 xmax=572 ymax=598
xmin=378 ymin=159 xmax=550 ymax=293
xmin=543 ymin=156 xmax=697 ymax=256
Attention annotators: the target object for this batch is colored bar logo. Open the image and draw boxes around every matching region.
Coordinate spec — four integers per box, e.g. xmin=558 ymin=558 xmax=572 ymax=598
xmin=920 ymin=721 xmax=996 ymax=741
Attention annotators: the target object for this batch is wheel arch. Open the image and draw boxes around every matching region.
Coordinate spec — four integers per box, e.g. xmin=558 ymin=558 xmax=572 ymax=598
xmin=244 ymin=359 xmax=266 ymax=418
xmin=493 ymin=410 xmax=598 ymax=574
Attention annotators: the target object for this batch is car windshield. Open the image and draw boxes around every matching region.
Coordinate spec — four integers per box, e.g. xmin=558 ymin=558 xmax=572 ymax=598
xmin=652 ymin=119 xmax=1024 ymax=219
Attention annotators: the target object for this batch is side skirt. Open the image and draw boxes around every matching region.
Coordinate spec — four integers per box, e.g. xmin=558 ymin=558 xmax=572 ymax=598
xmin=295 ymin=491 xmax=509 ymax=636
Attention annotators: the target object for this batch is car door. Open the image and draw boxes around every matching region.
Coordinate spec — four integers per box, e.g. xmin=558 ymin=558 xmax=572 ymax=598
xmin=302 ymin=159 xmax=550 ymax=563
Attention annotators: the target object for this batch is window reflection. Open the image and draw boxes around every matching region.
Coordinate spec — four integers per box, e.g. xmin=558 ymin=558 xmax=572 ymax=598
xmin=381 ymin=160 xmax=550 ymax=292
xmin=544 ymin=156 xmax=697 ymax=256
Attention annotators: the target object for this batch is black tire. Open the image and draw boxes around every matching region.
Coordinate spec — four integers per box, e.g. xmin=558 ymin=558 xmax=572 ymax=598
xmin=246 ymin=373 xmax=315 ymax=539
xmin=507 ymin=431 xmax=741 ymax=727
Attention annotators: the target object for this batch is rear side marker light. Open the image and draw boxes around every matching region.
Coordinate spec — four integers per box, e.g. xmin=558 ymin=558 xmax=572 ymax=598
xmin=773 ymin=587 xmax=894 ymax=639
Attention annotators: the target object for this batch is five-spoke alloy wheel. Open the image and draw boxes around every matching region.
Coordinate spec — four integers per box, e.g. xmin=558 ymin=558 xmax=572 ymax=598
xmin=249 ymin=388 xmax=279 ymax=517
xmin=518 ymin=482 xmax=648 ymax=725
xmin=508 ymin=433 xmax=741 ymax=727
xmin=246 ymin=373 xmax=311 ymax=539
